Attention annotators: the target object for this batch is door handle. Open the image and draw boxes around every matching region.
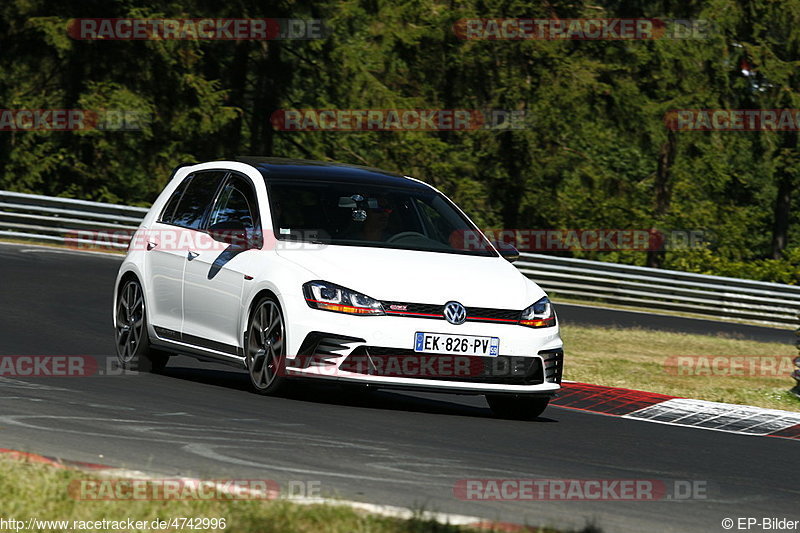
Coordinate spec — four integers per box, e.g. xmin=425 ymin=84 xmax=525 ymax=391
xmin=187 ymin=251 xmax=199 ymax=260
xmin=146 ymin=241 xmax=157 ymax=251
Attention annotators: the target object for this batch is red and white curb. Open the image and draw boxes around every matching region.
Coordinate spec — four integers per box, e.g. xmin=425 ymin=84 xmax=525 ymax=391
xmin=0 ymin=448 xmax=529 ymax=532
xmin=552 ymin=382 xmax=800 ymax=440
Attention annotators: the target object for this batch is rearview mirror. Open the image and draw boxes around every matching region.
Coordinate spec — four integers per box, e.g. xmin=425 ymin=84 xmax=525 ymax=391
xmin=338 ymin=196 xmax=379 ymax=208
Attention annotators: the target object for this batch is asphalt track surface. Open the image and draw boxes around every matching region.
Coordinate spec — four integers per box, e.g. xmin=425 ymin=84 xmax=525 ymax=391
xmin=0 ymin=242 xmax=797 ymax=533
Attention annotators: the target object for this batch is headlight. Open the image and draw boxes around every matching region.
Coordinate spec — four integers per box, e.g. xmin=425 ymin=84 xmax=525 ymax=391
xmin=303 ymin=281 xmax=385 ymax=316
xmin=519 ymin=296 xmax=556 ymax=328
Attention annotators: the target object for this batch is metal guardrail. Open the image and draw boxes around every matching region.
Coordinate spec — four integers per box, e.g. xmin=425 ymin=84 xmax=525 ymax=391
xmin=0 ymin=190 xmax=147 ymax=249
xmin=517 ymin=253 xmax=800 ymax=327
xmin=1 ymin=190 xmax=799 ymax=329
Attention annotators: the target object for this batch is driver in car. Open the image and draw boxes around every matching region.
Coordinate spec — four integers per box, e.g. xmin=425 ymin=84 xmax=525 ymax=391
xmin=361 ymin=198 xmax=394 ymax=241
xmin=343 ymin=196 xmax=395 ymax=242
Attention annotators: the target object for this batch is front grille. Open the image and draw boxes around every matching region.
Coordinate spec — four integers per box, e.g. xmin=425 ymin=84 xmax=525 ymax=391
xmin=466 ymin=307 xmax=520 ymax=322
xmin=381 ymin=301 xmax=521 ymax=324
xmin=383 ymin=302 xmax=443 ymax=318
xmin=341 ymin=346 xmax=544 ymax=385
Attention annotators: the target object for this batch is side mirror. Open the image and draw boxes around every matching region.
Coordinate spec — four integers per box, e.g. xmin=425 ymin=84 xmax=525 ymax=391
xmin=208 ymin=220 xmax=251 ymax=248
xmin=493 ymin=240 xmax=520 ymax=263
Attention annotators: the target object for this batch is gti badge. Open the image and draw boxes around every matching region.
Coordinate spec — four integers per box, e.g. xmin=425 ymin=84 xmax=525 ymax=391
xmin=443 ymin=301 xmax=467 ymax=325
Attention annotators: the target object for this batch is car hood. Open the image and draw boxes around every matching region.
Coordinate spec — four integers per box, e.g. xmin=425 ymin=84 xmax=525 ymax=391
xmin=276 ymin=245 xmax=544 ymax=309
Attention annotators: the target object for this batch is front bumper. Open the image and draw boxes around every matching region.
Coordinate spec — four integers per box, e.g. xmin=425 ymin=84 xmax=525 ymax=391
xmin=282 ymin=306 xmax=563 ymax=396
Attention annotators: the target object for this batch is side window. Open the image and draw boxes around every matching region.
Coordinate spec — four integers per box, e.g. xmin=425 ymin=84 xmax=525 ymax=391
xmin=170 ymin=171 xmax=226 ymax=230
xmin=208 ymin=175 xmax=262 ymax=244
xmin=159 ymin=177 xmax=190 ymax=224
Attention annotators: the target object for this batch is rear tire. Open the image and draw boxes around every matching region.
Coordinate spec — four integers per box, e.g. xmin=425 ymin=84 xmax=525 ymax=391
xmin=486 ymin=395 xmax=549 ymax=420
xmin=115 ymin=278 xmax=169 ymax=373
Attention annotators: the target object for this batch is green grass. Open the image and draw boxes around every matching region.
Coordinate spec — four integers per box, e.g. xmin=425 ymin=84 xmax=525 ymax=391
xmin=0 ymin=457 xmax=596 ymax=533
xmin=561 ymin=324 xmax=800 ymax=412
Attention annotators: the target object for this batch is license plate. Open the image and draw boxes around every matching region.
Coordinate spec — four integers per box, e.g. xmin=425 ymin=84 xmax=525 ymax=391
xmin=414 ymin=332 xmax=499 ymax=357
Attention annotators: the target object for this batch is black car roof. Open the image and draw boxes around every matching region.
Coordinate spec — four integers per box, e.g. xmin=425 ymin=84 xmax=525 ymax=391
xmin=234 ymin=156 xmax=431 ymax=190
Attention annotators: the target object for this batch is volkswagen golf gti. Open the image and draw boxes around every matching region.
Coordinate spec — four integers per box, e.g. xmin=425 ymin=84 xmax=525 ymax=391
xmin=113 ymin=158 xmax=563 ymax=419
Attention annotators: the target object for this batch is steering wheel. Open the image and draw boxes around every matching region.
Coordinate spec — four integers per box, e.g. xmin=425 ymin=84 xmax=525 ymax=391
xmin=386 ymin=231 xmax=428 ymax=243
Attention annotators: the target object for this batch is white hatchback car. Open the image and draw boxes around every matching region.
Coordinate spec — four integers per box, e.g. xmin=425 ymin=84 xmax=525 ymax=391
xmin=114 ymin=158 xmax=563 ymax=418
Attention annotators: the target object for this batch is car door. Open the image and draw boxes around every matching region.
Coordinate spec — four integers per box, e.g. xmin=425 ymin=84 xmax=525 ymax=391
xmin=144 ymin=170 xmax=226 ymax=341
xmin=181 ymin=173 xmax=263 ymax=354
xmin=144 ymin=175 xmax=190 ymax=338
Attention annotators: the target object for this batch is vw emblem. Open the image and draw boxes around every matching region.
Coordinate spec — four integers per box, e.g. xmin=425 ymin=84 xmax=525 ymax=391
xmin=443 ymin=301 xmax=467 ymax=325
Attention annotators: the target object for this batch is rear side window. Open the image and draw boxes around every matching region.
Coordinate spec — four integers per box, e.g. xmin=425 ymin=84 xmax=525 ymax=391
xmin=160 ymin=178 xmax=190 ymax=224
xmin=168 ymin=171 xmax=227 ymax=229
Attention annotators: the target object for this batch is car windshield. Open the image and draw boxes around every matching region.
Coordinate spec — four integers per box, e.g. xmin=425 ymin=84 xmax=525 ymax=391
xmin=266 ymin=179 xmax=496 ymax=257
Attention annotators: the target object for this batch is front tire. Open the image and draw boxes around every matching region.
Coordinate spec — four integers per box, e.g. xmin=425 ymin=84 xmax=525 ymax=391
xmin=486 ymin=395 xmax=549 ymax=420
xmin=115 ymin=278 xmax=169 ymax=373
xmin=245 ymin=296 xmax=288 ymax=395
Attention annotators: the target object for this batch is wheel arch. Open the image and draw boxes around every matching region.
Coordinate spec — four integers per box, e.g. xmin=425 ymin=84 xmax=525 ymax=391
xmin=117 ymin=270 xmax=140 ymax=291
xmin=242 ymin=287 xmax=282 ymax=346
xmin=112 ymin=265 xmax=147 ymax=333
